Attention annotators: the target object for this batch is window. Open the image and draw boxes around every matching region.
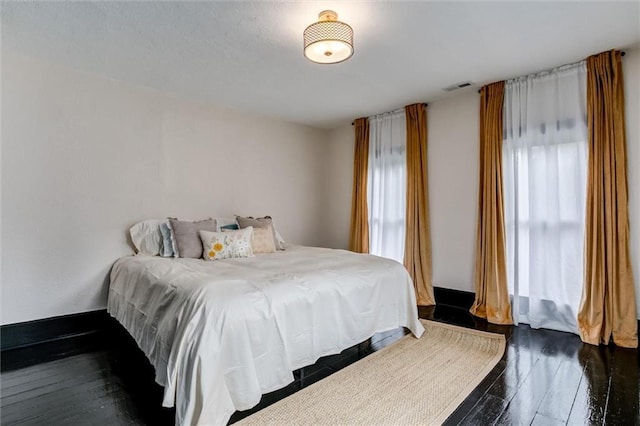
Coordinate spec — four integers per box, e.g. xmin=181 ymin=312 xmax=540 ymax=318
xmin=502 ymin=63 xmax=588 ymax=333
xmin=367 ymin=110 xmax=406 ymax=263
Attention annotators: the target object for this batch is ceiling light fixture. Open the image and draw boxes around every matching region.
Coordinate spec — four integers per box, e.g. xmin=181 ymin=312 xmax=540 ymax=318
xmin=303 ymin=10 xmax=353 ymax=64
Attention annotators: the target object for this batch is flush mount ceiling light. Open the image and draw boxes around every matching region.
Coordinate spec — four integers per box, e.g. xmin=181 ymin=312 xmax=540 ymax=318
xmin=303 ymin=10 xmax=354 ymax=64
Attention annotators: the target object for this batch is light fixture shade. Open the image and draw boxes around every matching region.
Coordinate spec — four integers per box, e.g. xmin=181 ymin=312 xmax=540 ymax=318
xmin=303 ymin=10 xmax=353 ymax=64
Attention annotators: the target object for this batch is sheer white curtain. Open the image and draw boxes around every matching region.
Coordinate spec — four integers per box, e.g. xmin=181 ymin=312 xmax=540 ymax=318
xmin=503 ymin=62 xmax=587 ymax=333
xmin=367 ymin=109 xmax=407 ymax=263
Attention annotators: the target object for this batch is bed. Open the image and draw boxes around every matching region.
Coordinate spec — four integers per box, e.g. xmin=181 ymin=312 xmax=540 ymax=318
xmin=108 ymin=244 xmax=425 ymax=425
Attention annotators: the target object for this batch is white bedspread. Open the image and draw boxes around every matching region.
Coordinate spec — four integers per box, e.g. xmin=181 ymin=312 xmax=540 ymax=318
xmin=108 ymin=245 xmax=424 ymax=425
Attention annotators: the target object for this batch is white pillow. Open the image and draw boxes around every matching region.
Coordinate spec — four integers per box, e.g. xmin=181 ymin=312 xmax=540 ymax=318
xmin=129 ymin=219 xmax=166 ymax=255
xmin=200 ymin=227 xmax=254 ymax=261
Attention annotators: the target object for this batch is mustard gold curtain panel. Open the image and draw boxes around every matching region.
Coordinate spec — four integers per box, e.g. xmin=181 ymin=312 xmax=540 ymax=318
xmin=578 ymin=50 xmax=638 ymax=348
xmin=470 ymin=82 xmax=513 ymax=325
xmin=349 ymin=117 xmax=370 ymax=253
xmin=404 ymin=103 xmax=435 ymax=306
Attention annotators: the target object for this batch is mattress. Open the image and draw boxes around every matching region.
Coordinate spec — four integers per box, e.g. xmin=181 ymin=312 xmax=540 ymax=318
xmin=108 ymin=245 xmax=424 ymax=425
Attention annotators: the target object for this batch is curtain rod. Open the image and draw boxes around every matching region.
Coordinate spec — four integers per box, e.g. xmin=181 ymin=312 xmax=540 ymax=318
xmin=351 ymin=103 xmax=428 ymax=125
xmin=477 ymin=51 xmax=627 ymax=93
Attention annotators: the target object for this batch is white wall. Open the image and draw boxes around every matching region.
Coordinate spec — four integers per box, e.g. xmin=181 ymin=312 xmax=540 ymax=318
xmin=321 ymin=124 xmax=354 ymax=250
xmin=1 ymin=52 xmax=328 ymax=325
xmin=3 ymin=48 xmax=639 ymax=325
xmin=428 ymin=92 xmax=480 ymax=293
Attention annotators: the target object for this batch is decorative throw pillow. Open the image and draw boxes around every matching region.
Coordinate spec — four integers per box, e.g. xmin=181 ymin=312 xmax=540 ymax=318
xmin=250 ymin=225 xmax=277 ymax=254
xmin=221 ymin=223 xmax=239 ymax=230
xmin=200 ymin=228 xmax=254 ymax=261
xmin=236 ymin=215 xmax=284 ymax=250
xmin=129 ymin=219 xmax=165 ymax=255
xmin=168 ymin=218 xmax=217 ymax=259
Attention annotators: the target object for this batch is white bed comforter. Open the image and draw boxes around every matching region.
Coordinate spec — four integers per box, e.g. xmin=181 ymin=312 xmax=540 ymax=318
xmin=108 ymin=245 xmax=424 ymax=425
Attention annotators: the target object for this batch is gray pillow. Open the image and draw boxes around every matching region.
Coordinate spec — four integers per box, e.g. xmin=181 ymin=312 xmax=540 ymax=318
xmin=168 ymin=218 xmax=218 ymax=259
xmin=236 ymin=216 xmax=284 ymax=250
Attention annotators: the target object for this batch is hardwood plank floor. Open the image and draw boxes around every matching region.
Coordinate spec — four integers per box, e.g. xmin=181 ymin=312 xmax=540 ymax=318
xmin=1 ymin=305 xmax=638 ymax=425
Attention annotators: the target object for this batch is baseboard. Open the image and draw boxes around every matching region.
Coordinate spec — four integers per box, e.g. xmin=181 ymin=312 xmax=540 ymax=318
xmin=433 ymin=289 xmax=640 ymax=335
xmin=1 ymin=309 xmax=111 ymax=351
xmin=433 ymin=286 xmax=475 ymax=310
xmin=0 ymin=301 xmax=634 ymax=351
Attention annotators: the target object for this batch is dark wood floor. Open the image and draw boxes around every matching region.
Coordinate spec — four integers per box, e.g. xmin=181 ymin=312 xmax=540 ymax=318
xmin=1 ymin=305 xmax=638 ymax=425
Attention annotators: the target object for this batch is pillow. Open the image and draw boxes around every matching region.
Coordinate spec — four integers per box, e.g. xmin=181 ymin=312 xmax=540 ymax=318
xmin=200 ymin=228 xmax=254 ymax=261
xmin=236 ymin=215 xmax=285 ymax=250
xmin=169 ymin=218 xmax=218 ymax=259
xmin=159 ymin=222 xmax=174 ymax=257
xmin=215 ymin=217 xmax=238 ymax=232
xmin=129 ymin=219 xmax=165 ymax=255
xmin=221 ymin=223 xmax=239 ymax=230
xmin=251 ymin=225 xmax=277 ymax=254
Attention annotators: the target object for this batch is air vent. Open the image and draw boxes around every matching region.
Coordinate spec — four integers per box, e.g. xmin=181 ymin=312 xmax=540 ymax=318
xmin=443 ymin=81 xmax=474 ymax=92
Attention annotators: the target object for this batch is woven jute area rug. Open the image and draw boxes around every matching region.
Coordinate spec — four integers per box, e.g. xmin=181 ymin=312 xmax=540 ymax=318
xmin=238 ymin=320 xmax=506 ymax=426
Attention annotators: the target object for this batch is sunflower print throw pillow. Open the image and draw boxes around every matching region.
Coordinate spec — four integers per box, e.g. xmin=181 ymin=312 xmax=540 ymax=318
xmin=199 ymin=227 xmax=254 ymax=260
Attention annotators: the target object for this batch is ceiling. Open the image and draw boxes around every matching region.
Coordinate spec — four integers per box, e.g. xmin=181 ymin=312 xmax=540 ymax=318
xmin=2 ymin=1 xmax=639 ymax=128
